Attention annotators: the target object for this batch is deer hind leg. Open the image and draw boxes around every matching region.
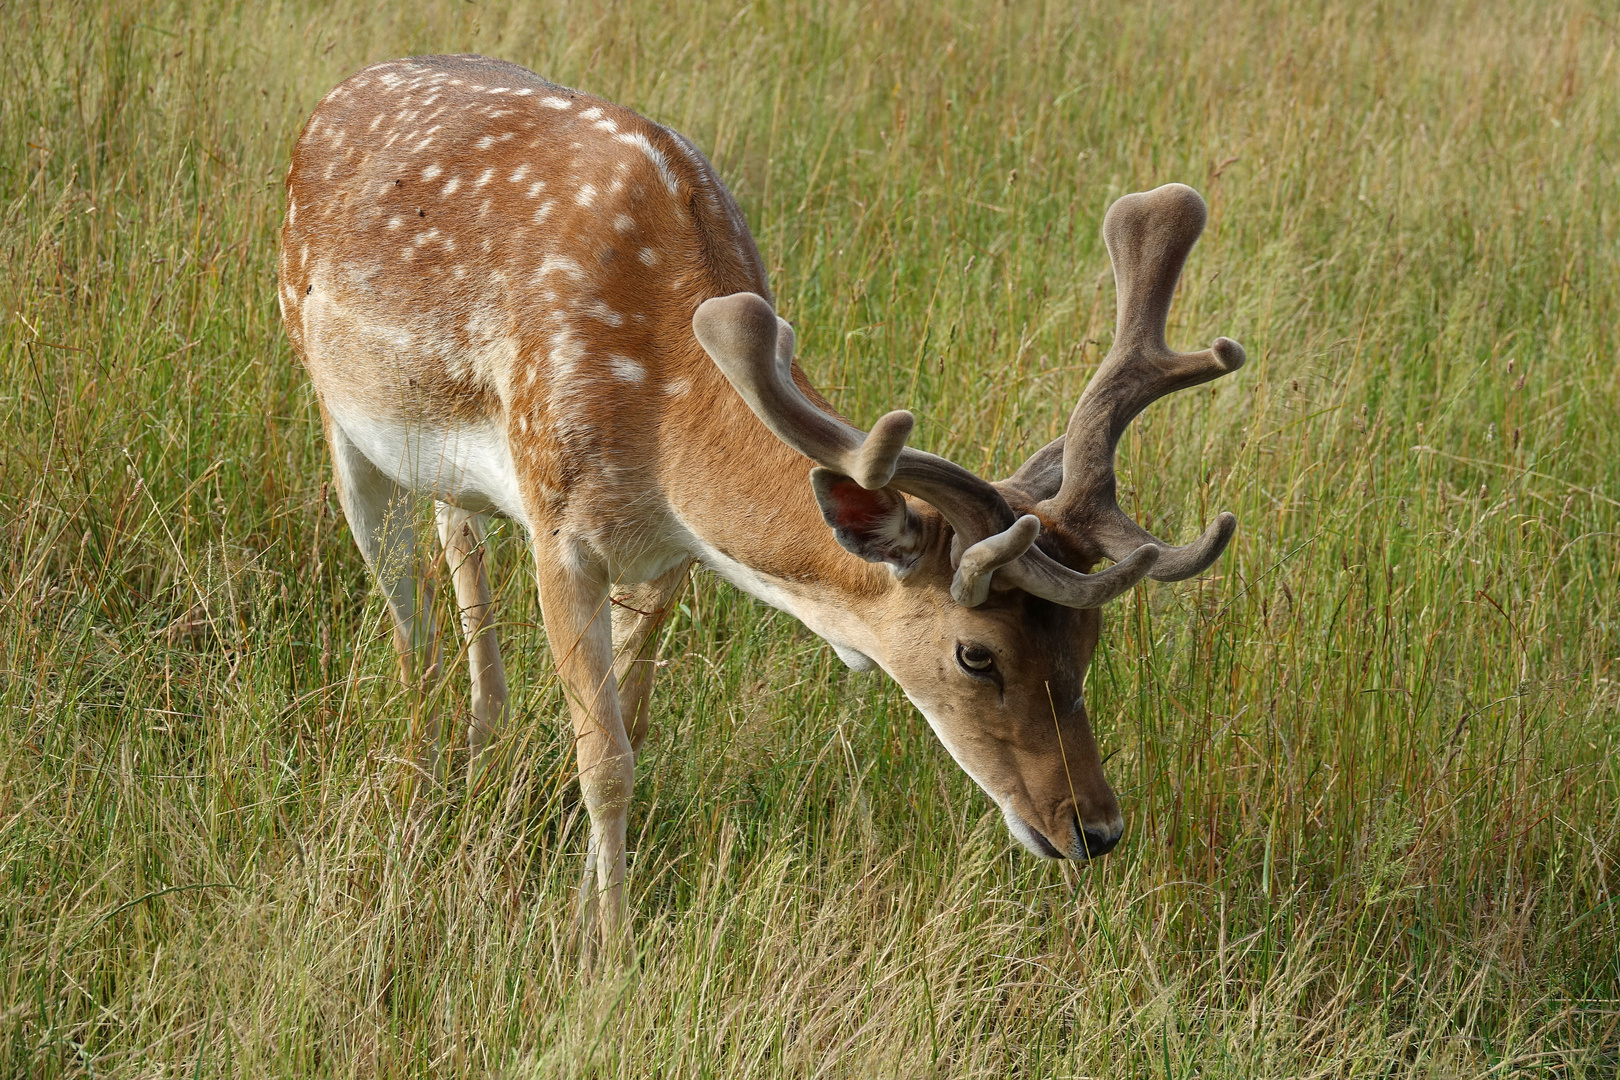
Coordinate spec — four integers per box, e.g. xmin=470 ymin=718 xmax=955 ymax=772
xmin=531 ymin=531 xmax=634 ymax=966
xmin=323 ymin=413 xmax=442 ymax=779
xmin=435 ymin=503 xmax=508 ymax=775
xmin=611 ymin=559 xmax=692 ymax=756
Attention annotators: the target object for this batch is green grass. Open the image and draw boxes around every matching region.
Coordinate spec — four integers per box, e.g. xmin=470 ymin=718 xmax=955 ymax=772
xmin=3 ymin=0 xmax=1618 ymax=1075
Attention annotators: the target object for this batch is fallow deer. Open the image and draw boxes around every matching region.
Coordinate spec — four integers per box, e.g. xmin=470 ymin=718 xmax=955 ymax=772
xmin=280 ymin=54 xmax=1244 ymax=955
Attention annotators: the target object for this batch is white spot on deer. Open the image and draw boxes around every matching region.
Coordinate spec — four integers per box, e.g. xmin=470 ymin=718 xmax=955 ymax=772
xmin=664 ymin=377 xmax=692 ymax=398
xmin=533 ymin=200 xmax=555 ymax=224
xmin=515 ymin=88 xmax=533 ymax=96
xmin=593 ymin=118 xmax=618 ymax=134
xmin=609 ymin=355 xmax=645 ymax=383
xmin=608 ymin=178 xmax=625 ymax=196
xmin=412 ymin=135 xmax=436 ymax=153
xmin=548 ymin=324 xmax=585 ymax=382
xmin=478 ymin=198 xmax=493 ymax=218
xmin=614 ymin=132 xmax=680 ymax=195
xmin=422 ymin=163 xmax=443 ymax=180
xmin=638 ymin=247 xmax=659 ymax=266
xmin=442 ymin=176 xmax=461 ymax=196
xmin=519 ymin=414 xmax=529 ymax=431
xmin=399 ymin=247 xmax=414 ymax=261
xmin=386 ymin=216 xmax=404 ymax=230
xmin=369 ymin=114 xmax=384 ymax=131
xmin=576 ymin=184 xmax=598 ymax=207
xmin=532 ymin=255 xmax=585 ymax=283
xmin=476 ymin=167 xmax=495 ymax=187
xmin=460 ymin=306 xmax=518 ymax=393
xmin=300 ymin=243 xmax=310 ymax=268
xmin=499 ymin=131 xmax=514 ymax=142
xmin=526 ymin=182 xmax=544 ymax=199
xmin=614 ymin=214 xmax=635 ymax=234
xmin=476 ymin=135 xmax=494 ymax=150
xmin=580 ymin=107 xmax=603 ymax=121
xmin=542 ymin=96 xmax=571 ymax=110
xmin=287 ymin=199 xmax=298 ymax=225
xmin=454 ymin=265 xmax=467 ymax=280
xmin=414 ymin=228 xmax=440 ymax=247
xmin=587 ymin=302 xmax=623 ymax=327
xmin=510 ymin=164 xmax=529 ymax=182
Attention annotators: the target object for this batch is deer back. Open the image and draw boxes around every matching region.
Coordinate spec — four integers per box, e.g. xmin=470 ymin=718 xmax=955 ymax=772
xmin=280 ymin=54 xmax=781 ymax=533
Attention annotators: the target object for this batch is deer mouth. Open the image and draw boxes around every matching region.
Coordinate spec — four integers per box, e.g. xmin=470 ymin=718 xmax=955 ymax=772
xmin=1001 ymin=803 xmax=1068 ymax=860
xmin=1028 ymin=828 xmax=1065 ymax=859
xmin=1003 ymin=802 xmax=1124 ymax=861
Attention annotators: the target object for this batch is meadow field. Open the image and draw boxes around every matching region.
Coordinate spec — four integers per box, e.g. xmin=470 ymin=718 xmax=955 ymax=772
xmin=3 ymin=0 xmax=1618 ymax=1075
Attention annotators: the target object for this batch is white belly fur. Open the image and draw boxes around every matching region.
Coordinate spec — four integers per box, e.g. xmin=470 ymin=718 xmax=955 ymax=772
xmin=328 ymin=404 xmax=529 ymax=528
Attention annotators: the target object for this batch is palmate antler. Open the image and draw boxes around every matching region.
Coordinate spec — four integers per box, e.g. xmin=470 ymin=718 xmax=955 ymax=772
xmin=693 ymin=297 xmax=1158 ymax=608
xmin=1029 ymin=183 xmax=1246 ymax=580
xmin=693 ymin=182 xmax=1242 ymax=608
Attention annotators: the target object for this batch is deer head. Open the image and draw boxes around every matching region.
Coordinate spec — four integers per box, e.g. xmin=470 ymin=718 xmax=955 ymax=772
xmin=694 ymin=183 xmax=1244 ymax=860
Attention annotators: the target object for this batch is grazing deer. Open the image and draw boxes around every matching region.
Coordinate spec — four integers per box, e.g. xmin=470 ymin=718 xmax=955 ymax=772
xmin=280 ymin=54 xmax=1244 ymax=955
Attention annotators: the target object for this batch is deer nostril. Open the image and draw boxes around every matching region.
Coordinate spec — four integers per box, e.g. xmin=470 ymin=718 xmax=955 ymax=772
xmin=1076 ymin=817 xmax=1121 ymax=859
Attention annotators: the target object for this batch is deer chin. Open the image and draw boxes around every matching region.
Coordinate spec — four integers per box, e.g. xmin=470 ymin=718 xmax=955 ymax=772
xmin=900 ymin=692 xmax=1059 ymax=856
xmin=1000 ymin=803 xmax=1067 ymax=860
xmin=900 ymin=692 xmax=1123 ymax=861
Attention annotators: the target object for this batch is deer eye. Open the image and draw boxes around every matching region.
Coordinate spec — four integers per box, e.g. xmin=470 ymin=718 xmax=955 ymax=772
xmin=956 ymin=643 xmax=996 ymax=674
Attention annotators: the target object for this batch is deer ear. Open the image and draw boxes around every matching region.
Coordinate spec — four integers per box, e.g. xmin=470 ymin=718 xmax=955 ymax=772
xmin=810 ymin=468 xmax=927 ymax=576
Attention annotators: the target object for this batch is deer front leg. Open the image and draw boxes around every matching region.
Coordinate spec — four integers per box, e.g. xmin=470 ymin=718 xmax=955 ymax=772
xmin=532 ymin=535 xmax=634 ymax=966
xmin=611 ymin=559 xmax=691 ymax=755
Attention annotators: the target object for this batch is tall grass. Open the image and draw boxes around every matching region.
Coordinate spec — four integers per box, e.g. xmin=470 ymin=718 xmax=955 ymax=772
xmin=2 ymin=0 xmax=1616 ymax=1075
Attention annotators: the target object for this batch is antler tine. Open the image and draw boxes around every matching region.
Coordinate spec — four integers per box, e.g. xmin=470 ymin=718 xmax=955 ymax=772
xmin=1040 ymin=183 xmax=1245 ymax=582
xmin=693 ymin=293 xmax=1014 ymax=543
xmin=997 ymin=541 xmax=1161 ymax=608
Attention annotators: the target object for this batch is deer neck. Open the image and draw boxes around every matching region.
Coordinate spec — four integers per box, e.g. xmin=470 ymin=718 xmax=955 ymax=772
xmin=662 ymin=343 xmax=899 ymax=668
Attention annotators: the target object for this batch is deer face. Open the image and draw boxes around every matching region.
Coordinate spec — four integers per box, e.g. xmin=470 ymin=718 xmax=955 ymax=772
xmin=879 ymin=565 xmax=1122 ymax=860
xmin=695 ymin=183 xmax=1244 ymax=862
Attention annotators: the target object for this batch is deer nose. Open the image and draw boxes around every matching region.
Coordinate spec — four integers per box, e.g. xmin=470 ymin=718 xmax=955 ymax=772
xmin=1074 ymin=816 xmax=1122 ymax=860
